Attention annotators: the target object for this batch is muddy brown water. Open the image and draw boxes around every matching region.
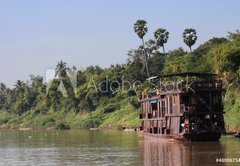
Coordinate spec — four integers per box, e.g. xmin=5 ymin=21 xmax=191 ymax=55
xmin=0 ymin=130 xmax=239 ymax=166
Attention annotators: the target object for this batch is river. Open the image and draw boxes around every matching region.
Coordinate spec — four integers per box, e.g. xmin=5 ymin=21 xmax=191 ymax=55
xmin=0 ymin=130 xmax=239 ymax=166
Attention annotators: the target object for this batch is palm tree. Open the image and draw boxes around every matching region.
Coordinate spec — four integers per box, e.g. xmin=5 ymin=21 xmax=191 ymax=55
xmin=183 ymin=28 xmax=197 ymax=52
xmin=154 ymin=28 xmax=169 ymax=53
xmin=133 ymin=19 xmax=149 ymax=77
xmin=134 ymin=20 xmax=148 ymax=44
xmin=14 ymin=80 xmax=24 ymax=89
xmin=55 ymin=60 xmax=70 ymax=79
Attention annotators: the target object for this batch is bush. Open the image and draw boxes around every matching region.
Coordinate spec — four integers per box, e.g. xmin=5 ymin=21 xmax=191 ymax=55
xmin=40 ymin=116 xmax=55 ymax=126
xmin=85 ymin=117 xmax=102 ymax=128
xmin=104 ymin=103 xmax=119 ymax=113
xmin=55 ymin=122 xmax=70 ymax=130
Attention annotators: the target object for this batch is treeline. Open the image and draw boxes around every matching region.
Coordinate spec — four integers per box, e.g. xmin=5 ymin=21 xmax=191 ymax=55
xmin=0 ymin=22 xmax=240 ymax=130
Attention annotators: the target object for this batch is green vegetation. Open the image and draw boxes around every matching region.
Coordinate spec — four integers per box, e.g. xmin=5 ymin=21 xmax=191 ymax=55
xmin=0 ymin=21 xmax=239 ymax=131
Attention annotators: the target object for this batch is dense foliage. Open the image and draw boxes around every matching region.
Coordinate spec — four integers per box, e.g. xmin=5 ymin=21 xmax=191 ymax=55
xmin=0 ymin=30 xmax=240 ymax=131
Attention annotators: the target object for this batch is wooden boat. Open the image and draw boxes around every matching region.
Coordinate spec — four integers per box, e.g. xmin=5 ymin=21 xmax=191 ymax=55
xmin=138 ymin=72 xmax=225 ymax=141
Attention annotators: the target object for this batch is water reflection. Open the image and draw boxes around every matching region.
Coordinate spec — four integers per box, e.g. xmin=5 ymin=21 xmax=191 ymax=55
xmin=0 ymin=130 xmax=239 ymax=165
xmin=139 ymin=140 xmax=226 ymax=166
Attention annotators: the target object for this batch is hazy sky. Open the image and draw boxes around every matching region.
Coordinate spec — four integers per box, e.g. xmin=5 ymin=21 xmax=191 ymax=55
xmin=0 ymin=0 xmax=240 ymax=87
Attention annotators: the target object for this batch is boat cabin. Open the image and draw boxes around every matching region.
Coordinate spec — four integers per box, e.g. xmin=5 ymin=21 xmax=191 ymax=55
xmin=139 ymin=72 xmax=225 ymax=141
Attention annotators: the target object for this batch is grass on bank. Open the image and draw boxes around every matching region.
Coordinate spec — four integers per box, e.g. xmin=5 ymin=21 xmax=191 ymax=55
xmin=0 ymin=96 xmax=141 ymax=130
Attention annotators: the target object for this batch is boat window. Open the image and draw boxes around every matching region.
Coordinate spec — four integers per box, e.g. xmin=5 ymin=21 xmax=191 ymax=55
xmin=169 ymin=96 xmax=173 ymax=114
xmin=161 ymin=100 xmax=166 ymax=117
xmin=213 ymin=94 xmax=221 ymax=112
xmin=151 ymin=103 xmax=157 ymax=111
xmin=190 ymin=96 xmax=195 ymax=105
xmin=181 ymin=95 xmax=189 ymax=106
xmin=150 ymin=100 xmax=157 ymax=111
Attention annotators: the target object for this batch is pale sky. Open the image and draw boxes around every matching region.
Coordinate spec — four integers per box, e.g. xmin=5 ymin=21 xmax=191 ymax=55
xmin=0 ymin=0 xmax=240 ymax=87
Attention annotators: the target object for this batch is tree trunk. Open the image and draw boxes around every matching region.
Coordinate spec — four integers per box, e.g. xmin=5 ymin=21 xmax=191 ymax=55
xmin=189 ymin=46 xmax=192 ymax=52
xmin=162 ymin=45 xmax=165 ymax=54
xmin=141 ymin=38 xmax=150 ymax=77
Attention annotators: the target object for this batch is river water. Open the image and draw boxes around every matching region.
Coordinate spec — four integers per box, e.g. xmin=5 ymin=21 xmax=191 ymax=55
xmin=0 ymin=130 xmax=239 ymax=166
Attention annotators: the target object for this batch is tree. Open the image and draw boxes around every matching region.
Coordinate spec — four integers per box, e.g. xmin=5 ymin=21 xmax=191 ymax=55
xmin=134 ymin=20 xmax=148 ymax=42
xmin=125 ymin=49 xmax=146 ymax=82
xmin=183 ymin=28 xmax=197 ymax=52
xmin=133 ymin=19 xmax=149 ymax=77
xmin=0 ymin=83 xmax=11 ymax=110
xmin=145 ymin=39 xmax=159 ymax=57
xmin=14 ymin=80 xmax=24 ymax=91
xmin=55 ymin=60 xmax=70 ymax=79
xmin=228 ymin=30 xmax=240 ymax=40
xmin=0 ymin=83 xmax=7 ymax=91
xmin=154 ymin=28 xmax=169 ymax=53
xmin=29 ymin=75 xmax=43 ymax=88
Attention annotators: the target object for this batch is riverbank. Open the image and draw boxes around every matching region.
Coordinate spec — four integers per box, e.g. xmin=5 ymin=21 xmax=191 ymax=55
xmin=0 ymin=125 xmax=139 ymax=132
xmin=1 ymin=109 xmax=239 ymax=133
xmin=0 ymin=107 xmax=141 ymax=131
xmin=0 ymin=94 xmax=141 ymax=130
